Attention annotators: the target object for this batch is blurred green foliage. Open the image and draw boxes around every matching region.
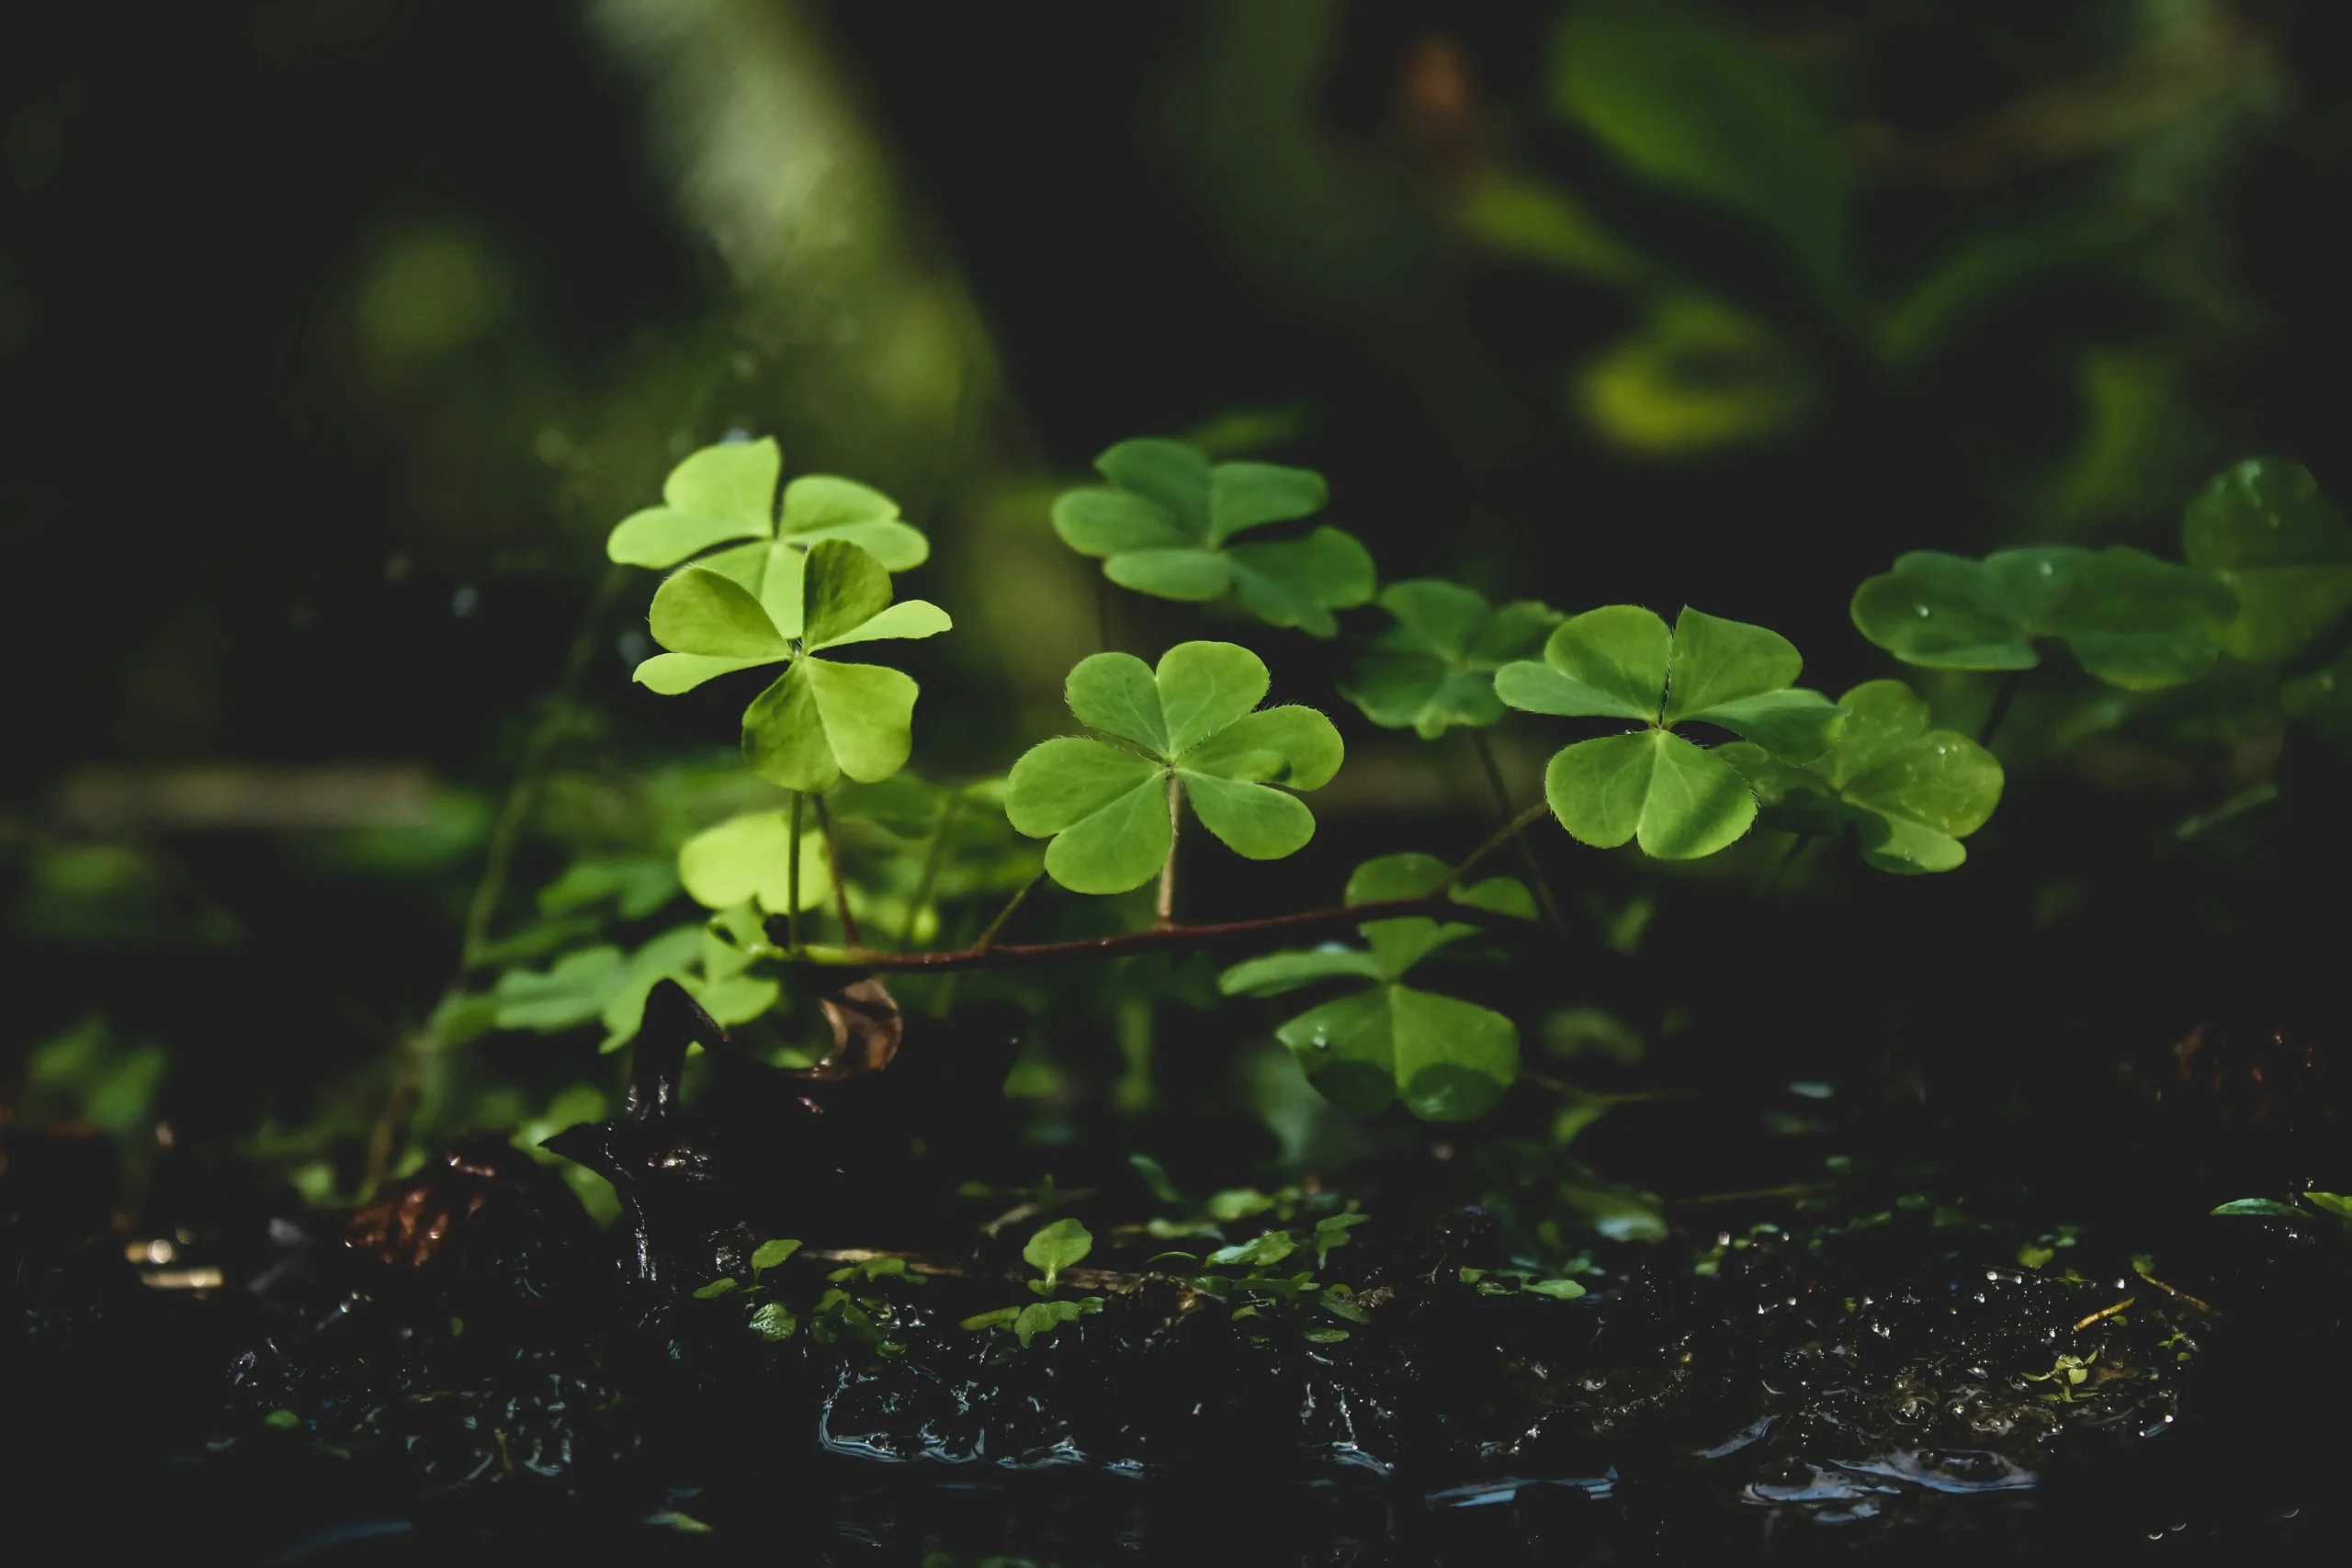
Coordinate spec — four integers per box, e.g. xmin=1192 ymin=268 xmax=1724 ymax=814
xmin=6 ymin=0 xmax=2349 ymax=1235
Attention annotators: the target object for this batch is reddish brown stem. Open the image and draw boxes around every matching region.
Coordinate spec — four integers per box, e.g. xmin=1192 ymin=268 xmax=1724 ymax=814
xmin=763 ymin=800 xmax=1553 ymax=974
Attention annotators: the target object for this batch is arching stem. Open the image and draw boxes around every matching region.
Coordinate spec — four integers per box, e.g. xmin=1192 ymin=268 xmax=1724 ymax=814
xmin=974 ymin=871 xmax=1044 ymax=956
xmin=1469 ymin=729 xmax=1571 ymax=944
xmin=811 ymin=792 xmax=861 ymax=948
xmin=898 ymin=795 xmax=958 ymax=951
xmin=766 ymin=798 xmax=1556 ymax=973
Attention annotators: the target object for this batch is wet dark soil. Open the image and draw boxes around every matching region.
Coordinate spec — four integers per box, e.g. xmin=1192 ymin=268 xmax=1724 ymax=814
xmin=5 ymin=1010 xmax=2346 ymax=1565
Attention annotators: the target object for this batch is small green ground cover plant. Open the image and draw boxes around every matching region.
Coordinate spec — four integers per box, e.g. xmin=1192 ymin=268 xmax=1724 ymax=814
xmin=455 ymin=435 xmax=2345 ymax=1151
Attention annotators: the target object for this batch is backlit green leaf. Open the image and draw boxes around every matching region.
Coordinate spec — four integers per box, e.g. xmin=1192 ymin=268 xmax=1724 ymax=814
xmin=606 ymin=438 xmax=779 ymax=567
xmin=777 ymin=475 xmax=929 ymax=570
xmin=800 ymin=537 xmax=895 ymax=648
xmin=1274 ymin=982 xmax=1518 ymax=1122
xmin=1051 ymin=489 xmax=1193 ymax=556
xmin=1158 ymin=641 xmax=1272 ymax=755
xmin=1182 ymin=706 xmax=1345 ymax=788
xmin=1207 ymin=1232 xmax=1299 ymax=1269
xmin=1005 ymin=738 xmax=1164 ymax=835
xmin=1211 ymin=462 xmax=1329 ymax=543
xmin=1225 ymin=527 xmax=1377 ymax=637
xmin=1217 ymin=944 xmax=1387 ymax=998
xmin=607 ymin=439 xmax=931 ymax=578
xmin=1006 ymin=643 xmax=1343 ymax=893
xmin=1005 ymin=739 xmax=1170 ymax=896
xmin=1013 ymin=1298 xmax=1098 ymax=1348
xmin=1497 ymin=605 xmax=1670 ymax=720
xmin=676 ymin=809 xmax=830 ymax=913
xmin=646 ymin=568 xmax=792 ymax=660
xmin=1064 ymin=652 xmax=1170 ymax=752
xmin=741 ymin=658 xmax=920 ymax=793
xmin=1053 ymin=439 xmax=1368 ymax=636
xmin=1103 ymin=548 xmax=1234 ymax=602
xmin=1720 ymin=678 xmax=2003 ymax=874
xmin=1097 ymin=438 xmax=1213 ymax=528
xmin=1023 ymin=1217 xmax=1094 ymax=1289
xmin=1177 ymin=771 xmax=1317 ymax=859
xmin=493 ymin=945 xmax=625 ymax=1032
xmin=1544 ymin=729 xmax=1755 ymax=859
xmin=1661 ymin=607 xmax=1803 ymax=724
xmin=1340 ymin=580 xmax=1560 ymax=739
xmin=2052 ymin=547 xmax=2234 ymax=689
xmin=1852 ymin=547 xmax=2232 ymax=690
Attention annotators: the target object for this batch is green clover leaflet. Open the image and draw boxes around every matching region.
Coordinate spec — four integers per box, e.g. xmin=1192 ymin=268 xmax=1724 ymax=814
xmin=1005 ymin=641 xmax=1343 ymax=894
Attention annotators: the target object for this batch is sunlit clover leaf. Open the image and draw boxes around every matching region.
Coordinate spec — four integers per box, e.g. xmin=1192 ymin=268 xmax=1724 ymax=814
xmin=1852 ymin=546 xmax=2234 ymax=691
xmin=606 ymin=436 xmax=930 ymax=575
xmin=1050 ymin=438 xmax=1374 ymax=637
xmin=1494 ymin=606 xmax=1841 ymax=859
xmin=1720 ymin=680 xmax=2003 ymax=874
xmin=2181 ymin=457 xmax=2352 ymax=663
xmin=1340 ymin=579 xmax=1563 ymax=739
xmin=631 ymin=539 xmax=949 ymax=794
xmin=1005 ymin=641 xmax=1343 ymax=894
xmin=676 ymin=809 xmax=832 ymax=915
xmin=1218 ymin=854 xmax=1529 ymax=1122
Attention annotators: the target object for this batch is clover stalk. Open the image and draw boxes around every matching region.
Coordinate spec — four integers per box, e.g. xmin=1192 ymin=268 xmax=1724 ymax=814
xmin=786 ymin=791 xmax=806 ymax=956
xmin=1468 ymin=729 xmax=1570 ymax=946
xmin=767 ymin=798 xmax=1555 ymax=973
xmin=1156 ymin=772 xmax=1182 ymax=928
xmin=898 ymin=795 xmax=959 ymax=951
xmin=811 ymin=792 xmax=862 ymax=949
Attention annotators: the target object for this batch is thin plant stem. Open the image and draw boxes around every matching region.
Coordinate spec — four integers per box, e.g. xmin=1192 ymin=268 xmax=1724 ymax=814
xmin=898 ymin=796 xmax=959 ymax=951
xmin=811 ymin=793 xmax=861 ymax=948
xmin=1760 ymin=832 xmax=1813 ymax=895
xmin=766 ymin=799 xmax=1555 ymax=974
xmin=1468 ymin=728 xmax=1571 ymax=944
xmin=974 ymin=871 xmax=1045 ymax=955
xmin=458 ymin=564 xmax=628 ymax=977
xmin=370 ymin=562 xmax=625 ymax=1193
xmin=786 ymin=791 xmax=806 ymax=956
xmin=1155 ymin=773 xmax=1182 ymax=928
xmin=1451 ymin=800 xmax=1554 ymax=887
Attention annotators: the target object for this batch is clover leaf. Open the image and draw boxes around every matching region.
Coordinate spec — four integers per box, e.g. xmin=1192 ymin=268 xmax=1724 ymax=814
xmin=1023 ymin=1217 xmax=1094 ymax=1295
xmin=1850 ymin=546 xmax=2235 ymax=691
xmin=1004 ymin=641 xmax=1344 ymax=895
xmin=1339 ymin=579 xmax=1562 ymax=739
xmin=1720 ymin=680 xmax=2004 ymax=874
xmin=492 ymin=922 xmax=775 ymax=1052
xmin=1218 ymin=853 xmax=1532 ymax=1122
xmin=2181 ymin=457 xmax=2352 ymax=663
xmin=1050 ymin=438 xmax=1374 ymax=637
xmin=1493 ymin=606 xmax=1840 ymax=859
xmin=632 ymin=537 xmax=949 ymax=794
xmin=606 ymin=437 xmax=929 ymax=589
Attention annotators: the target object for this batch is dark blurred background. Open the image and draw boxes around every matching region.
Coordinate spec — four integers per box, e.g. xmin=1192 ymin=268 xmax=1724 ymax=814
xmin=4 ymin=0 xmax=2345 ymax=1210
